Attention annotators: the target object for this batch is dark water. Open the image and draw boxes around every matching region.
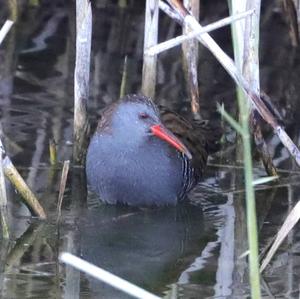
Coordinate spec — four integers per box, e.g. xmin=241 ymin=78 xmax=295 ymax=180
xmin=1 ymin=1 xmax=300 ymax=298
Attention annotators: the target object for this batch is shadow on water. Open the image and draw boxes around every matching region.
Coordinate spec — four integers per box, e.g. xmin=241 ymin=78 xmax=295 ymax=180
xmin=1 ymin=0 xmax=300 ymax=298
xmin=78 ymin=203 xmax=206 ymax=298
xmin=1 ymin=188 xmax=219 ymax=298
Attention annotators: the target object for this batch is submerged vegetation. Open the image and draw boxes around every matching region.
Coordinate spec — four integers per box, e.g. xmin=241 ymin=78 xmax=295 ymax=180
xmin=0 ymin=0 xmax=300 ymax=298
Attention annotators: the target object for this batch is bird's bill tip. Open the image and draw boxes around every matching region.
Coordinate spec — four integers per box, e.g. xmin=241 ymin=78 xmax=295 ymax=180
xmin=150 ymin=124 xmax=192 ymax=160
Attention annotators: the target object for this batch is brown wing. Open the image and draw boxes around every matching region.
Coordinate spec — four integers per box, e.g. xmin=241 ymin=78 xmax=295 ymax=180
xmin=158 ymin=105 xmax=209 ymax=172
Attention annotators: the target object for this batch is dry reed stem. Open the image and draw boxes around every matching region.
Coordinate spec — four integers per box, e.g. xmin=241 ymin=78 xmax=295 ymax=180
xmin=73 ymin=0 xmax=92 ymax=164
xmin=165 ymin=0 xmax=300 ymax=167
xmin=0 ymin=141 xmax=7 ymax=209
xmin=142 ymin=0 xmax=159 ymax=98
xmin=283 ymin=0 xmax=299 ymax=47
xmin=146 ymin=9 xmax=254 ymax=56
xmin=242 ymin=1 xmax=277 ymax=176
xmin=60 ymin=252 xmax=161 ymax=299
xmin=0 ymin=20 xmax=14 ymax=238
xmin=230 ymin=1 xmax=261 ymax=297
xmin=49 ymin=139 xmax=57 ymax=165
xmin=260 ymin=199 xmax=300 ymax=272
xmin=3 ymin=157 xmax=46 ymax=219
xmin=159 ymin=1 xmax=182 ymax=23
xmin=8 ymin=0 xmax=18 ymax=21
xmin=0 ymin=20 xmax=13 ymax=45
xmin=120 ymin=56 xmax=128 ymax=98
xmin=57 ymin=160 xmax=70 ymax=223
xmin=5 ymin=222 xmax=44 ymax=270
xmin=182 ymin=0 xmax=200 ymax=114
xmin=0 ymin=139 xmax=9 ymax=239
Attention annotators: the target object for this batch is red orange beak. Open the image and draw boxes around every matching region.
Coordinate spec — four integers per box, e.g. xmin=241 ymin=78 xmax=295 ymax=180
xmin=150 ymin=124 xmax=192 ymax=160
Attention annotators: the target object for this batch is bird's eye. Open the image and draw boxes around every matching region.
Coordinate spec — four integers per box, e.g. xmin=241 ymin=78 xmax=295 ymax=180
xmin=139 ymin=112 xmax=149 ymax=119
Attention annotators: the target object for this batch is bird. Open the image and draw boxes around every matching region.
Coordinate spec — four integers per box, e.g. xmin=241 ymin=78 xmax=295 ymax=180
xmin=86 ymin=94 xmax=219 ymax=206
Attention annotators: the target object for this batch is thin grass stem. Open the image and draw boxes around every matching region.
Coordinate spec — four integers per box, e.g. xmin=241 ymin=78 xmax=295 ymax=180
xmin=120 ymin=56 xmax=128 ymax=98
xmin=230 ymin=1 xmax=261 ymax=297
xmin=56 ymin=160 xmax=70 ymax=223
xmin=217 ymin=104 xmax=244 ymax=135
xmin=49 ymin=139 xmax=57 ymax=166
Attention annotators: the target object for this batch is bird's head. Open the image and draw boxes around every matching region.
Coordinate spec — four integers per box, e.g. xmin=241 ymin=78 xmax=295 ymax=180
xmin=110 ymin=94 xmax=192 ymax=159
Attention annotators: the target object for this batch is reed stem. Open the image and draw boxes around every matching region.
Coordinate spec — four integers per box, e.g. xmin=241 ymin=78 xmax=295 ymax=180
xmin=164 ymin=0 xmax=300 ymax=167
xmin=230 ymin=1 xmax=261 ymax=297
xmin=3 ymin=157 xmax=46 ymax=219
xmin=57 ymin=160 xmax=70 ymax=223
xmin=120 ymin=56 xmax=128 ymax=98
xmin=73 ymin=0 xmax=92 ymax=164
xmin=146 ymin=9 xmax=254 ymax=56
xmin=49 ymin=139 xmax=58 ymax=166
xmin=182 ymin=0 xmax=200 ymax=114
xmin=0 ymin=142 xmax=9 ymax=239
xmin=142 ymin=0 xmax=159 ymax=98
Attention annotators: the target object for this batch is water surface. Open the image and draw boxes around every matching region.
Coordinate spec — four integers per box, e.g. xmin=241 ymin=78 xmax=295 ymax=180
xmin=1 ymin=1 xmax=300 ymax=298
